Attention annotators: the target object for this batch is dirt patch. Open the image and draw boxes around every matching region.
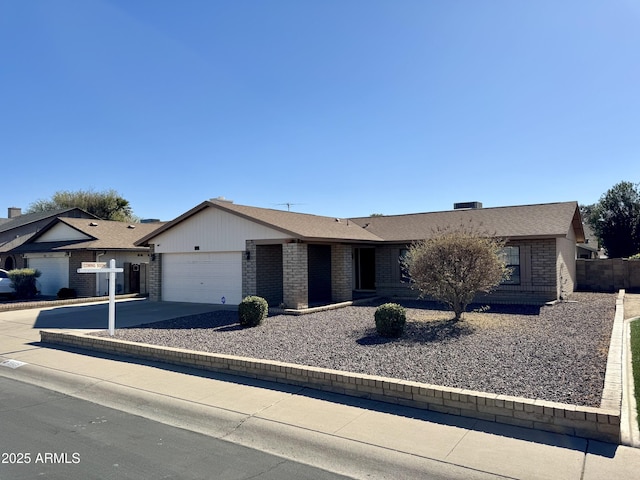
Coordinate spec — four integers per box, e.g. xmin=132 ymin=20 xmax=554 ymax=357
xmin=625 ymin=293 xmax=640 ymax=320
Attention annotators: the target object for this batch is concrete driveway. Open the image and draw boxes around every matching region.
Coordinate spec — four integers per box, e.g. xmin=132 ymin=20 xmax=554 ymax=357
xmin=1 ymin=298 xmax=234 ymax=331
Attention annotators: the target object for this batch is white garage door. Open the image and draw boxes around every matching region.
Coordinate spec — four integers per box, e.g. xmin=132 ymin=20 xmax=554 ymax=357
xmin=28 ymin=256 xmax=69 ymax=296
xmin=162 ymin=252 xmax=242 ymax=305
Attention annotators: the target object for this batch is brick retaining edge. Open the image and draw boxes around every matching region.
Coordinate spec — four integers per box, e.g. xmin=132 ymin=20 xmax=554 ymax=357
xmin=39 ymin=292 xmax=625 ymax=444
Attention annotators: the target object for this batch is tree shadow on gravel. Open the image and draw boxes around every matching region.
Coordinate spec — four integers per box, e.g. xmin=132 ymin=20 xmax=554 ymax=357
xmin=357 ymin=318 xmax=474 ymax=346
xmin=395 ymin=299 xmax=541 ymax=316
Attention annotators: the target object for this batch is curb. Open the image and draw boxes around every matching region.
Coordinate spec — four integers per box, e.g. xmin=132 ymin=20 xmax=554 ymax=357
xmin=0 ymin=354 xmax=500 ymax=480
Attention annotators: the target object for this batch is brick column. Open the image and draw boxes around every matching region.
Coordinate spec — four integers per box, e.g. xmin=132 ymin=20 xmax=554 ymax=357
xmin=68 ymin=251 xmax=96 ymax=297
xmin=283 ymin=242 xmax=308 ymax=309
xmin=242 ymin=240 xmax=257 ymax=299
xmin=331 ymin=244 xmax=353 ymax=302
xmin=148 ymin=244 xmax=162 ymax=302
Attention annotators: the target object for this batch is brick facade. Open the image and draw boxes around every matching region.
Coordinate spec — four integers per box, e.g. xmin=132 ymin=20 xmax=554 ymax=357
xmin=242 ymin=240 xmax=257 ymax=299
xmin=530 ymin=238 xmax=556 ymax=286
xmin=146 ymin=236 xmax=572 ymax=307
xmin=255 ymin=243 xmax=283 ymax=306
xmin=283 ymin=242 xmax=308 ymax=309
xmin=374 ymin=239 xmax=563 ymax=305
xmin=68 ymin=251 xmax=97 ymax=297
xmin=374 ymin=244 xmax=411 ymax=298
xmin=331 ymin=244 xmax=353 ymax=302
xmin=148 ymin=244 xmax=162 ymax=301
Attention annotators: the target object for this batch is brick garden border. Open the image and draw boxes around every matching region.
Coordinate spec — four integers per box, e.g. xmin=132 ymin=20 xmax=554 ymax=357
xmin=39 ymin=292 xmax=625 ymax=444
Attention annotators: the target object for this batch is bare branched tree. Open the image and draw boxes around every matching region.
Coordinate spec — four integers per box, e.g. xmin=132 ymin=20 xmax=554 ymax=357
xmin=402 ymin=224 xmax=511 ymax=321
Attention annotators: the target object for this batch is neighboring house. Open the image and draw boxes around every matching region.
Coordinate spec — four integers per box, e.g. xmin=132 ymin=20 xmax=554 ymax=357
xmin=135 ymin=199 xmax=585 ymax=308
xmin=577 ymin=224 xmax=603 ymax=259
xmin=0 ymin=207 xmax=97 ymax=271
xmin=9 ymin=218 xmax=164 ymax=297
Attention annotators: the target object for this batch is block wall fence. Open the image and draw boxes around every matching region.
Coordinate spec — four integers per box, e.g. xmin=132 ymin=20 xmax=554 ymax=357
xmin=577 ymin=259 xmax=640 ymax=292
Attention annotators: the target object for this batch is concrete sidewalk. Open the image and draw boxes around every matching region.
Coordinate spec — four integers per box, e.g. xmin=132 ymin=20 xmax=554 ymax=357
xmin=1 ymin=299 xmax=639 ymax=479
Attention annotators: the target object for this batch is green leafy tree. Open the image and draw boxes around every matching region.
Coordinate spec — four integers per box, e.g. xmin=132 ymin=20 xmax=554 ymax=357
xmin=402 ymin=225 xmax=510 ymax=321
xmin=580 ymin=203 xmax=595 ymax=221
xmin=27 ymin=189 xmax=136 ymax=222
xmin=587 ymin=181 xmax=640 ymax=258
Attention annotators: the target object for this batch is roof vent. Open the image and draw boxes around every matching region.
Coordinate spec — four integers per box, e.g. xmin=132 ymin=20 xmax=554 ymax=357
xmin=127 ymin=225 xmax=136 ymax=229
xmin=211 ymin=196 xmax=233 ymax=203
xmin=454 ymin=201 xmax=483 ymax=210
xmin=89 ymin=222 xmax=99 ymax=226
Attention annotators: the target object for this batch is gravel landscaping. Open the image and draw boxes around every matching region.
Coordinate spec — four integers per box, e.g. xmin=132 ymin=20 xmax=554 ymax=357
xmin=97 ymin=292 xmax=616 ymax=408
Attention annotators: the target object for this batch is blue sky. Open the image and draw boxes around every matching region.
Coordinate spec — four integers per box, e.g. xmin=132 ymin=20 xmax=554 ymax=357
xmin=2 ymin=1 xmax=639 ymax=221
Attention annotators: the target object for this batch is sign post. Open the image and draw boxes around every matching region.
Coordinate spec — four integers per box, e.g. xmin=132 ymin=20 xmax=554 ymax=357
xmin=77 ymin=259 xmax=124 ymax=336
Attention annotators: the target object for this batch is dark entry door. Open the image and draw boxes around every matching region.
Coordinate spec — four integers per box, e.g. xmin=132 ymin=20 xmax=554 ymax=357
xmin=355 ymin=248 xmax=375 ymax=290
xmin=129 ymin=264 xmax=141 ymax=293
xmin=308 ymin=244 xmax=332 ymax=305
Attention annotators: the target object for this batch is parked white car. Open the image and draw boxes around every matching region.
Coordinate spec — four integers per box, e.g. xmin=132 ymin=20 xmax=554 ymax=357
xmin=0 ymin=269 xmax=14 ymax=296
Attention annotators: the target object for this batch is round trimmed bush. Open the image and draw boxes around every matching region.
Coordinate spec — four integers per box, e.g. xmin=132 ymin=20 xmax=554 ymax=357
xmin=238 ymin=296 xmax=269 ymax=327
xmin=374 ymin=303 xmax=406 ymax=338
xmin=57 ymin=287 xmax=77 ymax=299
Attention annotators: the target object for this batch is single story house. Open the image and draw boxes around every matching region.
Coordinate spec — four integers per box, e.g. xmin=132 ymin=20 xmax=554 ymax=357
xmin=135 ymin=198 xmax=585 ymax=308
xmin=0 ymin=207 xmax=97 ymax=271
xmin=9 ymin=217 xmax=163 ymax=297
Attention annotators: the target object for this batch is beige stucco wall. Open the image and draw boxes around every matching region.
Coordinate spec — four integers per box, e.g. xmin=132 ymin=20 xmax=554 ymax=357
xmin=556 ymin=231 xmax=578 ymax=298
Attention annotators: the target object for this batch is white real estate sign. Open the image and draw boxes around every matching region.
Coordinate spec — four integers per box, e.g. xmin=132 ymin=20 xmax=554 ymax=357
xmin=77 ymin=259 xmax=123 ymax=336
xmin=80 ymin=262 xmax=107 ymax=269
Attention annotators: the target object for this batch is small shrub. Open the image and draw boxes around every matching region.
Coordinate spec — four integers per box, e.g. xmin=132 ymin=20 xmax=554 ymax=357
xmin=8 ymin=268 xmax=41 ymax=299
xmin=57 ymin=287 xmax=77 ymax=299
xmin=238 ymin=296 xmax=268 ymax=327
xmin=375 ymin=303 xmax=406 ymax=338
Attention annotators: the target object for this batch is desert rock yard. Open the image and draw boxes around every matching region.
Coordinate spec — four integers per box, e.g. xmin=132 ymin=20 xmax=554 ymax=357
xmin=101 ymin=292 xmax=616 ymax=408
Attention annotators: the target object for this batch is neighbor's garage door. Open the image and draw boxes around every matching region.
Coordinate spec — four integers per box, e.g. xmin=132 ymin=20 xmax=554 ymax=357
xmin=27 ymin=256 xmax=69 ymax=296
xmin=162 ymin=252 xmax=242 ymax=305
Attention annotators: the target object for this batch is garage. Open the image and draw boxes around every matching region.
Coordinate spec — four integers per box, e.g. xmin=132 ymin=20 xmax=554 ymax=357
xmin=162 ymin=252 xmax=242 ymax=305
xmin=25 ymin=253 xmax=69 ymax=296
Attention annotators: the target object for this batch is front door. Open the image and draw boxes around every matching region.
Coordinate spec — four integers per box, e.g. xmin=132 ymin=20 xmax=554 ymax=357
xmin=354 ymin=248 xmax=375 ymax=290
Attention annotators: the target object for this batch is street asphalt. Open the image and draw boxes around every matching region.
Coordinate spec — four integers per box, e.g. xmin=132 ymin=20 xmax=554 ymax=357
xmin=1 ymin=296 xmax=639 ymax=479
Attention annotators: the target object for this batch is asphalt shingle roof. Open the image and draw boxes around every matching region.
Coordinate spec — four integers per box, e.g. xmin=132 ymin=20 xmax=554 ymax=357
xmin=0 ymin=208 xmax=95 ymax=233
xmin=137 ymin=200 xmax=583 ymax=245
xmin=14 ymin=218 xmax=165 ymax=252
xmin=208 ymin=200 xmax=383 ymax=242
xmin=350 ymin=202 xmax=584 ymax=242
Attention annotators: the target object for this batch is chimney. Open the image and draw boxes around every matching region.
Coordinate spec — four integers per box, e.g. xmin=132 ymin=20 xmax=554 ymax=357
xmin=8 ymin=207 xmax=21 ymax=218
xmin=453 ymin=202 xmax=483 ymax=210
